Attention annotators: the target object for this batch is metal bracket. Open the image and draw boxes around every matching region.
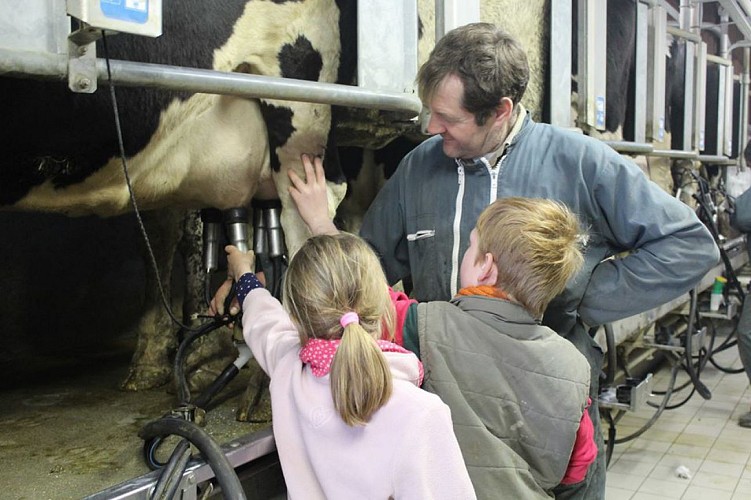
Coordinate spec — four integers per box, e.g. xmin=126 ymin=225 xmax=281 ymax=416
xmin=169 ymin=404 xmax=207 ymax=427
xmin=67 ymin=23 xmax=100 ymax=93
xmin=599 ymin=373 xmax=654 ymax=411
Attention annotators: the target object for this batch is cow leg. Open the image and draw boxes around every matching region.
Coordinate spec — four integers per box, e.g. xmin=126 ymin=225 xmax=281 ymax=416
xmin=121 ymin=208 xmax=183 ymax=391
xmin=236 ymin=359 xmax=271 ymax=423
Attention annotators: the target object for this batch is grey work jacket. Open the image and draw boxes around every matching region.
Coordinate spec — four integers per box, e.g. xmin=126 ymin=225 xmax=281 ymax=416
xmin=360 ymin=114 xmax=720 ymax=337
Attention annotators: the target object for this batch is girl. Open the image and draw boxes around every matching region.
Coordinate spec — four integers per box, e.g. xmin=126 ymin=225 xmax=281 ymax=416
xmin=217 ymin=233 xmax=475 ymax=499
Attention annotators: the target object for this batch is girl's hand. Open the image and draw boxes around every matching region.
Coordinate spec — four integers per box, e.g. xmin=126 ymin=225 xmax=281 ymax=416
xmin=225 ymin=245 xmax=255 ymax=281
xmin=208 ymin=277 xmax=236 ymax=316
xmin=288 ymin=154 xmax=338 ymax=235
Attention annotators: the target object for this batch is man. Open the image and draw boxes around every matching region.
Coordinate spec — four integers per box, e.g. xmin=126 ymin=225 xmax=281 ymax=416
xmin=730 ymin=184 xmax=751 ymax=428
xmin=358 ymin=23 xmax=720 ymax=498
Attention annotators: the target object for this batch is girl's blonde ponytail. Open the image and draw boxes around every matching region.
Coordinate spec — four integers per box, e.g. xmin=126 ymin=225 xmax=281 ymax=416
xmin=330 ymin=322 xmax=393 ymax=426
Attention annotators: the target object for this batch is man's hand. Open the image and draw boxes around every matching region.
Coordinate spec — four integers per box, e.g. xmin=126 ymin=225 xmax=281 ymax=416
xmin=288 ymin=154 xmax=339 ymax=236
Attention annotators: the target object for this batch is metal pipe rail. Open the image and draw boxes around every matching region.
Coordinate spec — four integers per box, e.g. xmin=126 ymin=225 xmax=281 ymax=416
xmin=604 ymin=141 xmax=655 ymax=155
xmin=696 ymin=154 xmax=738 ymax=165
xmin=0 ymin=48 xmax=423 ymax=116
xmin=648 ymin=149 xmax=699 ymax=159
xmin=706 ymin=54 xmax=732 ymax=67
xmin=666 ymin=25 xmax=702 ymax=44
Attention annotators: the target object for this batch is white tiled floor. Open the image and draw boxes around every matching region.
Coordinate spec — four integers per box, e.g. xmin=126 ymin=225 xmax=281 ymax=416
xmin=603 ymin=335 xmax=751 ymax=499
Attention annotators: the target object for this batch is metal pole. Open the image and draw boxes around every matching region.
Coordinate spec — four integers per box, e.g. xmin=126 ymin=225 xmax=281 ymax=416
xmin=603 ymin=141 xmax=654 ymax=155
xmin=696 ymin=154 xmax=737 ymax=165
xmin=435 ymin=0 xmax=445 ymax=42
xmin=0 ymin=48 xmax=423 ymax=115
xmin=741 ymin=48 xmax=750 ymax=169
xmin=648 ymin=149 xmax=699 ymax=159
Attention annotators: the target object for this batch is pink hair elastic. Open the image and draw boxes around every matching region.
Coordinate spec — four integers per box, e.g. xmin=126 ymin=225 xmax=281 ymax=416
xmin=339 ymin=312 xmax=360 ymax=328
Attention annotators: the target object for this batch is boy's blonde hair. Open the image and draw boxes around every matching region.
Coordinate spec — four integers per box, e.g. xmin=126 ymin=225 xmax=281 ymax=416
xmin=475 ymin=197 xmax=586 ymax=318
xmin=283 ymin=233 xmax=396 ymax=426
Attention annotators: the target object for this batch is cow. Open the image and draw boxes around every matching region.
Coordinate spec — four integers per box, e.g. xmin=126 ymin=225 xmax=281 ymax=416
xmin=1 ymin=0 xmax=554 ymax=405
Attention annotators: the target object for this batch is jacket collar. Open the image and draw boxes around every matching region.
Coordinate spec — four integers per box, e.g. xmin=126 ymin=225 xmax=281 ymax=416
xmin=459 ymin=103 xmax=529 ymax=169
xmin=451 ymin=295 xmax=549 ymax=340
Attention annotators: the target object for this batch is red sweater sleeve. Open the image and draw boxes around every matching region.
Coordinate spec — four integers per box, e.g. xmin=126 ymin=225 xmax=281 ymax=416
xmin=561 ymin=398 xmax=598 ymax=485
xmin=386 ymin=287 xmax=417 ymax=346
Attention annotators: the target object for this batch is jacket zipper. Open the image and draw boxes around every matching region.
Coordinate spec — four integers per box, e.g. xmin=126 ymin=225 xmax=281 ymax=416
xmin=482 ymin=156 xmax=502 ymax=205
xmin=450 ymin=163 xmax=465 ymax=297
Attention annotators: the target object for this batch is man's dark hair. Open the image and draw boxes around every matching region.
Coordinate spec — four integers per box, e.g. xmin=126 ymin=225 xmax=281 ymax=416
xmin=417 ymin=22 xmax=529 ymax=125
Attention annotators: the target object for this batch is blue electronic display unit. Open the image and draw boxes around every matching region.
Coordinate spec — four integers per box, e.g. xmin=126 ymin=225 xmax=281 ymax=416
xmin=100 ymin=0 xmax=149 ymax=25
xmin=67 ymin=0 xmax=161 ymax=37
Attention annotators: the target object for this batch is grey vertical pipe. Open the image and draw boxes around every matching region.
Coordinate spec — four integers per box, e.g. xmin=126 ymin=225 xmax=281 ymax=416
xmin=647 ymin=4 xmax=667 ymax=142
xmin=741 ymin=48 xmax=750 ymax=170
xmin=692 ymin=3 xmax=706 ymax=152
xmin=435 ymin=0 xmax=445 ymax=42
xmin=679 ymin=1 xmax=695 ymax=152
xmin=577 ymin=0 xmax=607 ymax=131
xmin=633 ymin=2 xmax=648 ymax=143
xmin=549 ymin=0 xmax=572 ymax=127
xmin=721 ymin=13 xmax=734 ymax=156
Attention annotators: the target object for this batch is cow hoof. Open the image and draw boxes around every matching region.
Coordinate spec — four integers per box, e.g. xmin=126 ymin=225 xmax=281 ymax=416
xmin=235 ymin=388 xmax=271 ymax=423
xmin=186 ymin=365 xmax=226 ymax=394
xmin=236 ymin=364 xmax=271 ymax=423
xmin=120 ymin=366 xmax=172 ymax=391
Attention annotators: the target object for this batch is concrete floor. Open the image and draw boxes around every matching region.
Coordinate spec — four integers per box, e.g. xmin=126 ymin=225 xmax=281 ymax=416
xmin=0 ymin=212 xmax=275 ymax=499
xmin=0 ymin=349 xmax=270 ymax=499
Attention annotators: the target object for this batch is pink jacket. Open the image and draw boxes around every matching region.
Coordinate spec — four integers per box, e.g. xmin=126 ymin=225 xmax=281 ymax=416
xmin=242 ymin=288 xmax=476 ymax=500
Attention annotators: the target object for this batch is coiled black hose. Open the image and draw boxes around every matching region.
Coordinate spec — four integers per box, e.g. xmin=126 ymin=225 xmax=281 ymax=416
xmin=150 ymin=440 xmax=191 ymax=500
xmin=140 ymin=418 xmax=247 ymax=500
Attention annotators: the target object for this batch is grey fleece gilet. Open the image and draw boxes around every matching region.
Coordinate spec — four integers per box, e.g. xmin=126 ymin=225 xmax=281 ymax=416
xmin=416 ymin=296 xmax=591 ymax=499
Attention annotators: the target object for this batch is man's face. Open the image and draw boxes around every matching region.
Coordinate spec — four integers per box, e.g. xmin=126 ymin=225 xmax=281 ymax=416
xmin=460 ymin=229 xmax=486 ymax=288
xmin=424 ymin=74 xmax=505 ymax=160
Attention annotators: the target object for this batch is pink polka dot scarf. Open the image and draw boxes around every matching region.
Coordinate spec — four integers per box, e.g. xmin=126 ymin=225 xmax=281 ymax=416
xmin=299 ymin=338 xmax=424 ymax=385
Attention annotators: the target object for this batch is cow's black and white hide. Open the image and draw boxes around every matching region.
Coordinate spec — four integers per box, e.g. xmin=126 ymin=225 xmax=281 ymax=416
xmin=0 ymin=0 xmax=355 ymax=394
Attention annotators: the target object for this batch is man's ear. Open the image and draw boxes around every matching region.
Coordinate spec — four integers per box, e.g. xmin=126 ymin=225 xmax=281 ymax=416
xmin=478 ymin=252 xmax=498 ymax=286
xmin=491 ymin=97 xmax=514 ymax=127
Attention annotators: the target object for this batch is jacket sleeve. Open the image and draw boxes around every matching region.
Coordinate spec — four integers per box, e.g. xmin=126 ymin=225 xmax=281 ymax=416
xmin=360 ymin=159 xmax=410 ymax=286
xmin=241 ymin=288 xmax=300 ymax=377
xmin=731 ymin=187 xmax=751 ymax=232
xmin=579 ymin=156 xmax=720 ymax=325
xmin=392 ymin=401 xmax=477 ymax=500
xmin=386 ymin=287 xmax=417 ymax=345
xmin=560 ymin=400 xmax=597 ymax=485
